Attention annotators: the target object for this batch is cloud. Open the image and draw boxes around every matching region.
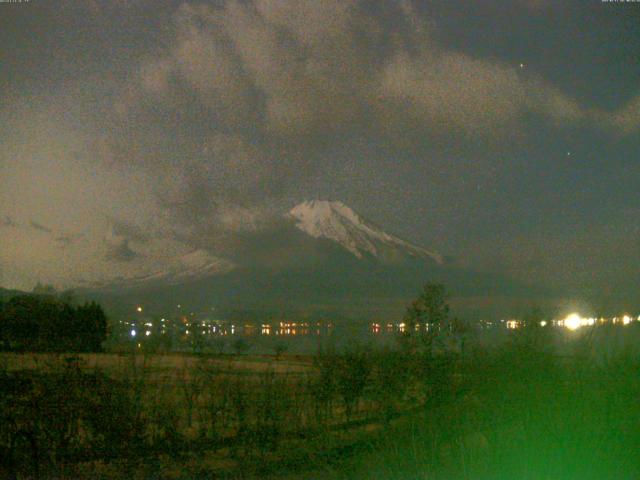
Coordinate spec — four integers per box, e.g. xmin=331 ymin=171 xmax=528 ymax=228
xmin=149 ymin=133 xmax=279 ymax=243
xmin=373 ymin=51 xmax=524 ymax=138
xmin=102 ymin=0 xmax=640 ymax=243
xmin=2 ymin=216 xmax=18 ymax=228
xmin=127 ymin=1 xmax=368 ymax=138
xmin=2 ymin=0 xmax=639 ymax=292
xmin=105 ymin=237 xmax=139 ymax=263
xmin=103 ymin=219 xmax=159 ymax=263
xmin=111 ymin=219 xmax=151 ymax=244
xmin=86 ymin=0 xmax=640 ymax=275
xmin=515 ymin=0 xmax=552 ymax=11
xmin=125 ymin=0 xmax=639 ymax=147
xmin=29 ymin=220 xmax=52 ymax=233
xmin=603 ymin=94 xmax=640 ymax=135
xmin=127 ymin=4 xmax=256 ymax=128
xmin=55 ymin=233 xmax=84 ymax=249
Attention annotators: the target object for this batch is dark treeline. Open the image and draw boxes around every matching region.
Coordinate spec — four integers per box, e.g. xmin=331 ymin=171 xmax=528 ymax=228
xmin=0 ymin=294 xmax=107 ymax=352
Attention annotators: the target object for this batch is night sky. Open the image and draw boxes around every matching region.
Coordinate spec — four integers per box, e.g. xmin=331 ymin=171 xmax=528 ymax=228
xmin=1 ymin=0 xmax=639 ymax=309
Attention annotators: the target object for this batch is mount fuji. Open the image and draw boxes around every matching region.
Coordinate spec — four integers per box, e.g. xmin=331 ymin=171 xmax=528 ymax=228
xmin=82 ymin=200 xmax=532 ymax=318
xmin=288 ymin=200 xmax=444 ymax=264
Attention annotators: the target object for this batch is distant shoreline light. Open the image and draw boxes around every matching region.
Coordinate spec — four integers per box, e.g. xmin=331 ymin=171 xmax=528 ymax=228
xmin=563 ymin=313 xmax=583 ymax=331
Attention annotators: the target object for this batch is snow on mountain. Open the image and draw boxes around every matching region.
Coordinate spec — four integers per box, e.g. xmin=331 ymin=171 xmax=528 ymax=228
xmin=84 ymin=249 xmax=235 ymax=290
xmin=288 ymin=200 xmax=444 ymax=264
xmin=168 ymin=250 xmax=234 ymax=282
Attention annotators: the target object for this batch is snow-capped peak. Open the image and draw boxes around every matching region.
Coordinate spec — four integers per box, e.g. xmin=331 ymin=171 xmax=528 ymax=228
xmin=288 ymin=200 xmax=444 ymax=264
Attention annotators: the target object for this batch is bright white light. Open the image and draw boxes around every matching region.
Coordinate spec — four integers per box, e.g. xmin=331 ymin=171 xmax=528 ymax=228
xmin=145 ymin=330 xmax=151 ymax=336
xmin=623 ymin=315 xmax=632 ymax=326
xmin=136 ymin=306 xmax=143 ymax=312
xmin=540 ymin=321 xmax=547 ymax=327
xmin=564 ymin=313 xmax=582 ymax=331
xmin=130 ymin=329 xmax=136 ymax=337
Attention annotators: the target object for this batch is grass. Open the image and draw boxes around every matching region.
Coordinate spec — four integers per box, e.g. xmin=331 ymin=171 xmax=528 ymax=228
xmin=2 ymin=325 xmax=640 ymax=478
xmin=312 ymin=327 xmax=640 ymax=479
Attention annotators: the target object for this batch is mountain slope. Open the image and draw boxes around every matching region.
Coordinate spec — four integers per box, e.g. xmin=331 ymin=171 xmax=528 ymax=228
xmin=84 ymin=249 xmax=234 ymax=290
xmin=81 ymin=200 xmax=547 ymax=319
xmin=288 ymin=200 xmax=444 ymax=264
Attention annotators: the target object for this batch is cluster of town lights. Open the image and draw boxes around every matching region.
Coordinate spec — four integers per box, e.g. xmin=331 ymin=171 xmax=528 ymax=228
xmin=129 ymin=305 xmax=638 ymax=339
xmin=503 ymin=313 xmax=638 ymax=331
xmin=127 ymin=305 xmax=335 ymax=338
xmin=559 ymin=313 xmax=636 ymax=330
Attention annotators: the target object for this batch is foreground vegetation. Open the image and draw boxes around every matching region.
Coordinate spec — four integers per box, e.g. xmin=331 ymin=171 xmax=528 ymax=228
xmin=2 ymin=284 xmax=640 ymax=478
xmin=2 ymin=323 xmax=640 ymax=479
xmin=0 ymin=293 xmax=107 ymax=353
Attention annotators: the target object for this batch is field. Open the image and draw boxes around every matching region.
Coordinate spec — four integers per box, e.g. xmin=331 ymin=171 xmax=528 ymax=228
xmin=0 ymin=352 xmax=314 ymax=375
xmin=0 ymin=348 xmax=417 ymax=479
xmin=3 ymin=324 xmax=640 ymax=479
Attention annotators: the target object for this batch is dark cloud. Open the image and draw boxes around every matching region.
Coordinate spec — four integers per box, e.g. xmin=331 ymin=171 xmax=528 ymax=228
xmin=2 ymin=217 xmax=18 ymax=228
xmin=55 ymin=234 xmax=84 ymax=249
xmin=111 ymin=220 xmax=151 ymax=244
xmin=29 ymin=221 xmax=52 ymax=233
xmin=104 ymin=238 xmax=140 ymax=263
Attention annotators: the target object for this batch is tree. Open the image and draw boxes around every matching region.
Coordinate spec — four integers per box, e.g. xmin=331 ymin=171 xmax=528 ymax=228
xmin=188 ymin=320 xmax=205 ymax=355
xmin=211 ymin=337 xmax=226 ymax=355
xmin=335 ymin=348 xmax=371 ymax=421
xmin=401 ymin=282 xmax=451 ymax=354
xmin=232 ymin=338 xmax=250 ymax=355
xmin=75 ymin=302 xmax=108 ymax=352
xmin=273 ymin=341 xmax=288 ymax=360
xmin=31 ymin=282 xmax=57 ymax=296
xmin=0 ymin=298 xmax=7 ymax=350
xmin=0 ymin=294 xmax=107 ymax=352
